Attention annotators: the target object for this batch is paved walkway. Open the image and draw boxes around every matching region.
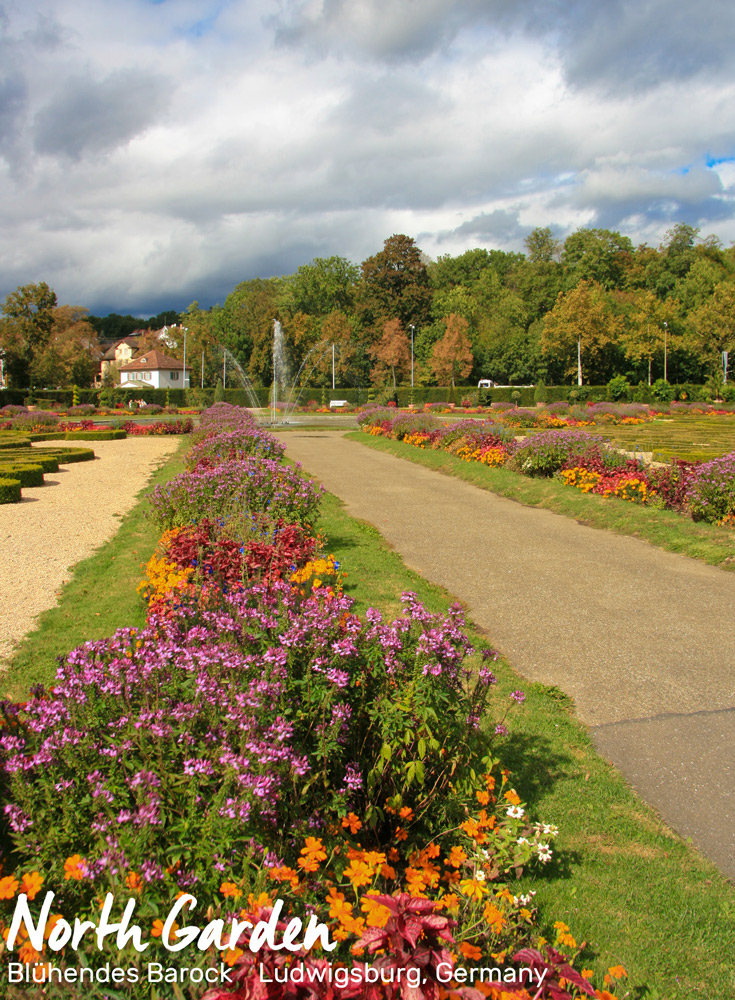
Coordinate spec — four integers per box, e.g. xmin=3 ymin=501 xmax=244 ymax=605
xmin=277 ymin=430 xmax=735 ymax=881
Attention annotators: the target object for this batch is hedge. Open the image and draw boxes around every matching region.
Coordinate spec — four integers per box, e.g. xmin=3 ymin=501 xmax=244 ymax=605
xmin=0 ymin=463 xmax=44 ymax=487
xmin=63 ymin=429 xmax=127 ymax=441
xmin=0 ymin=476 xmax=21 ymax=503
xmin=0 ymin=450 xmax=60 ymax=473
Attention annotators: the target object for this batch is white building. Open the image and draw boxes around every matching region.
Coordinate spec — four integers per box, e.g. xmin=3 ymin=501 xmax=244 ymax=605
xmin=118 ymin=349 xmax=190 ymax=389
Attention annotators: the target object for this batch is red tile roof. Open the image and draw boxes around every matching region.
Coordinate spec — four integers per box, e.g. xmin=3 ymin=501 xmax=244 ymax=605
xmin=119 ymin=349 xmax=189 ymax=372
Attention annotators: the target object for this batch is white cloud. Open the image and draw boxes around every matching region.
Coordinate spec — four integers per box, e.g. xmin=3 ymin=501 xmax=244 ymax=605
xmin=0 ymin=0 xmax=734 ymax=314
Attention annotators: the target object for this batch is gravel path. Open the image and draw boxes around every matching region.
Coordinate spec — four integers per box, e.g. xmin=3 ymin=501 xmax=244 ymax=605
xmin=0 ymin=436 xmax=180 ymax=666
xmin=276 ymin=430 xmax=735 ymax=880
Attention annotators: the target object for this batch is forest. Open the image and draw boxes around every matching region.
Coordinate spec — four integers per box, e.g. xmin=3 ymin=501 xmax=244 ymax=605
xmin=1 ymin=223 xmax=733 ymax=391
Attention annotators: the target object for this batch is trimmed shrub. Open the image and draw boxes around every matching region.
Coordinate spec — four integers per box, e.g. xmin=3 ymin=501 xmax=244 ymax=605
xmin=0 ymin=463 xmax=44 ymax=487
xmin=64 ymin=429 xmax=127 ymax=441
xmin=0 ymin=476 xmax=21 ymax=503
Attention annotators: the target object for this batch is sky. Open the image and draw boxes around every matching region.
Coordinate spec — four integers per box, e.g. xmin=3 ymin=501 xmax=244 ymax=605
xmin=1 ymin=0 xmax=734 ymax=316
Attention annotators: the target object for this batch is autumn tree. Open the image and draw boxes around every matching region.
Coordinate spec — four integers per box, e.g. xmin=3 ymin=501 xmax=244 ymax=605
xmin=370 ymin=318 xmax=410 ymax=389
xmin=541 ymin=281 xmax=622 ymax=384
xmin=430 ymin=313 xmax=474 ymax=387
xmin=32 ymin=305 xmax=99 ymax=387
xmin=0 ymin=282 xmax=58 ymax=386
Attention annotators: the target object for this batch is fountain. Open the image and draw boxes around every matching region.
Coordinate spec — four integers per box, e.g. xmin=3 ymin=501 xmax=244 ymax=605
xmin=269 ymin=320 xmax=334 ymax=425
xmin=221 ymin=348 xmax=263 ymax=412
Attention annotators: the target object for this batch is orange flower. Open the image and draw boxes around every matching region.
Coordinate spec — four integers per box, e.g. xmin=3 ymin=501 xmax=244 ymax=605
xmin=63 ymin=855 xmax=86 ymax=881
xmin=151 ymin=919 xmax=178 ymax=938
xmin=361 ymin=896 xmax=392 ymax=928
xmin=268 ymin=866 xmax=300 ymax=890
xmin=18 ymin=942 xmax=42 ymax=965
xmin=606 ymin=966 xmax=628 ymax=981
xmin=485 ymin=774 xmax=496 ymax=792
xmin=483 ymin=903 xmax=506 ymax=935
xmin=476 ymin=790 xmax=490 ymax=806
xmin=460 ymin=942 xmax=483 ymax=961
xmin=399 ymin=806 xmax=414 ymax=821
xmin=504 ymin=789 xmax=521 ymax=806
xmin=125 ymin=872 xmax=143 ymax=893
xmin=388 ymin=848 xmax=400 ymax=862
xmin=20 ymin=872 xmax=43 ymax=900
xmin=394 ymin=826 xmax=408 ymax=842
xmin=220 ymin=882 xmax=242 ymax=899
xmin=343 ymin=859 xmax=373 ymax=889
xmin=341 ymin=813 xmax=362 ymax=834
xmin=446 ymin=846 xmax=467 ymax=868
xmin=380 ymin=863 xmax=396 ymax=880
xmin=44 ymin=916 xmax=64 ymax=941
xmin=222 ymin=946 xmax=244 ymax=966
xmin=0 ymin=875 xmax=19 ymax=899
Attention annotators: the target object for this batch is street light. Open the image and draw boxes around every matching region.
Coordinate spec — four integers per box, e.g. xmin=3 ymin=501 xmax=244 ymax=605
xmin=663 ymin=321 xmax=668 ymax=383
xmin=409 ymin=324 xmax=415 ymax=388
xmin=181 ymin=326 xmax=188 ymax=390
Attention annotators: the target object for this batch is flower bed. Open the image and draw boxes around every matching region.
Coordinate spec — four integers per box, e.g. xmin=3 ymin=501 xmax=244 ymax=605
xmin=359 ymin=412 xmax=735 ymax=527
xmin=0 ymin=404 xmax=629 ymax=998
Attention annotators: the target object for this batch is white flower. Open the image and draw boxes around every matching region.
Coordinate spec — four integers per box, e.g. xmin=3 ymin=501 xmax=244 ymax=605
xmin=516 ymin=836 xmax=530 ymax=846
xmin=475 ymin=869 xmax=486 ymax=881
xmin=542 ymin=823 xmax=559 ymax=837
xmin=536 ymin=843 xmax=552 ymax=863
xmin=507 ymin=805 xmax=524 ymax=819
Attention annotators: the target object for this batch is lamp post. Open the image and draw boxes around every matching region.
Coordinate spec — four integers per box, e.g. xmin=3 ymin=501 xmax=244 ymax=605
xmin=181 ymin=327 xmax=188 ymax=390
xmin=577 ymin=337 xmax=582 ymax=386
xmin=663 ymin=321 xmax=668 ymax=383
xmin=409 ymin=324 xmax=415 ymax=388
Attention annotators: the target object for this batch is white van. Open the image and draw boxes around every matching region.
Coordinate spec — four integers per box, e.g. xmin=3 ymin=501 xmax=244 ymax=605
xmin=477 ymin=379 xmax=495 ymax=389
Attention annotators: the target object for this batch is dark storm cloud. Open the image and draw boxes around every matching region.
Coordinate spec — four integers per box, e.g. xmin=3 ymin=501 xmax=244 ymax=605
xmin=32 ymin=69 xmax=172 ymax=159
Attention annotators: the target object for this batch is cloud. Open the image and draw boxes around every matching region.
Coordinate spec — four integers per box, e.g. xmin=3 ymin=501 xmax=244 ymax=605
xmin=33 ymin=69 xmax=172 ymax=159
xmin=1 ymin=0 xmax=735 ymax=315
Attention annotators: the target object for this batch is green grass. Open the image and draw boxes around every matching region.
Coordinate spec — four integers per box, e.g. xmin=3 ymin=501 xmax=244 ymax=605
xmin=317 ymin=489 xmax=735 ymax=999
xmin=0 ymin=442 xmax=187 ymax=702
xmin=348 ymin=432 xmax=735 ymax=571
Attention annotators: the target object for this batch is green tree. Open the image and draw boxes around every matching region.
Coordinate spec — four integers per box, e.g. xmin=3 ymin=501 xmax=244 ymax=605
xmin=541 ymin=281 xmax=622 ymax=384
xmin=620 ymin=291 xmax=680 ymax=384
xmin=688 ymin=280 xmax=735 ymax=375
xmin=561 ymin=228 xmax=634 ymax=290
xmin=524 ymin=227 xmax=560 ymax=263
xmin=358 ymin=235 xmax=432 ymax=335
xmin=284 ymin=256 xmax=359 ymax=317
xmin=0 ymin=282 xmax=58 ymax=387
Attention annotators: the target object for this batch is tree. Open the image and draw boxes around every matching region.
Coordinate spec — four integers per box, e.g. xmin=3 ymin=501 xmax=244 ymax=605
xmin=359 ymin=235 xmax=432 ymax=334
xmin=369 ymin=318 xmax=410 ymax=390
xmin=284 ymin=256 xmax=359 ymax=317
xmin=524 ymin=227 xmax=560 ymax=264
xmin=0 ymin=282 xmax=57 ymax=386
xmin=561 ymin=228 xmax=634 ymax=290
xmin=688 ymin=280 xmax=735 ymax=375
xmin=541 ymin=281 xmax=622 ymax=384
xmin=620 ymin=291 xmax=679 ymax=384
xmin=430 ymin=314 xmax=474 ymax=387
xmin=32 ymin=305 xmax=99 ymax=387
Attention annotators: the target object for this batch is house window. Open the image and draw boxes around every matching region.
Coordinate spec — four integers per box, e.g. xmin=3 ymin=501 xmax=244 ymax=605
xmin=170 ymin=371 xmax=179 ymax=380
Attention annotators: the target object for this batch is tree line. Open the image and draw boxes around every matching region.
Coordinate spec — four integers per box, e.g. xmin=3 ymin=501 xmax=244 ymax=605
xmin=1 ymin=223 xmax=733 ymax=390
